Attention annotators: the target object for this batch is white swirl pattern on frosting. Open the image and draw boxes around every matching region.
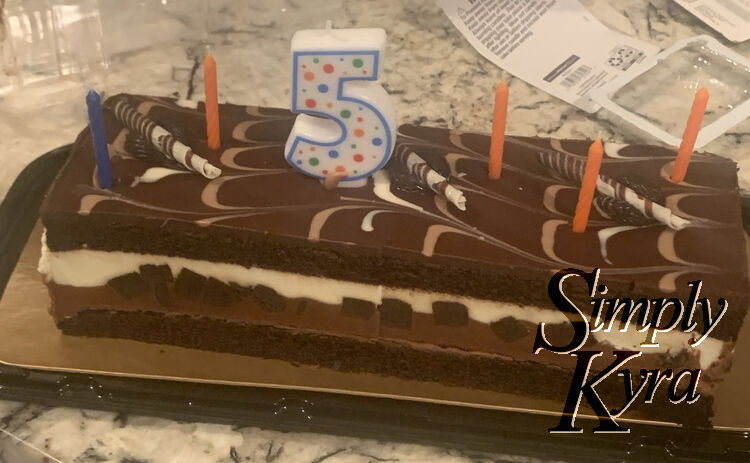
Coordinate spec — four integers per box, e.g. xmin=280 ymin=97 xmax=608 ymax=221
xmin=75 ymin=96 xmax=739 ymax=293
xmin=597 ymin=225 xmax=640 ymax=265
xmin=361 ymin=210 xmax=388 ymax=232
xmin=130 ymin=167 xmax=188 ymax=187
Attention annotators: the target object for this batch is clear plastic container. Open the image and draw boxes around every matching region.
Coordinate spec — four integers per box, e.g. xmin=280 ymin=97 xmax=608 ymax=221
xmin=0 ymin=0 xmax=106 ymax=110
xmin=592 ymin=35 xmax=750 ymax=149
xmin=0 ymin=0 xmax=342 ymax=113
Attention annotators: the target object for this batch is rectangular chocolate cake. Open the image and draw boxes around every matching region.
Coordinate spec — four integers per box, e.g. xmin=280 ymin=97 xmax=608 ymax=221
xmin=38 ymin=94 xmax=749 ymax=424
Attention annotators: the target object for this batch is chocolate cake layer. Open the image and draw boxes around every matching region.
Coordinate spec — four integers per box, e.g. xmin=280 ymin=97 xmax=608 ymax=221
xmin=46 ymin=277 xmax=730 ymax=377
xmin=57 ymin=308 xmax=712 ymax=426
xmin=40 ymin=95 xmax=750 ymax=340
xmin=44 ymin=257 xmax=725 ymax=424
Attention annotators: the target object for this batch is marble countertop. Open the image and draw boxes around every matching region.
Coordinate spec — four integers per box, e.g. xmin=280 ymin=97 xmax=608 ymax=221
xmin=2 ymin=401 xmax=550 ymax=463
xmin=0 ymin=0 xmax=748 ymax=461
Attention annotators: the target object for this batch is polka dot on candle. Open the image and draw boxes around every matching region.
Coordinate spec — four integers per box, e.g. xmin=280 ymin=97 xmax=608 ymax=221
xmin=375 ymin=126 xmax=379 ymax=130
xmin=351 ymin=143 xmax=357 ymax=148
xmin=302 ymin=64 xmax=306 ymax=69
xmin=322 ymin=169 xmax=328 ymax=175
xmin=357 ymin=117 xmax=363 ymax=122
xmin=309 ymin=157 xmax=319 ymax=166
xmin=372 ymin=137 xmax=382 ymax=146
xmin=310 ymin=146 xmax=316 ymax=151
xmin=305 ymin=99 xmax=316 ymax=108
xmin=296 ymin=160 xmax=302 ymax=165
xmin=318 ymin=84 xmax=328 ymax=93
xmin=326 ymin=102 xmax=332 ymax=108
xmin=323 ymin=64 xmax=334 ymax=73
xmin=354 ymin=129 xmax=364 ymax=137
xmin=353 ymin=154 xmax=364 ymax=162
xmin=328 ymin=150 xmax=339 ymax=158
xmin=358 ymin=106 xmax=363 ymax=110
xmin=304 ymin=72 xmax=314 ymax=81
xmin=335 ymin=165 xmax=346 ymax=172
xmin=362 ymin=70 xmax=367 ymax=74
xmin=353 ymin=58 xmax=363 ymax=68
xmin=340 ymin=109 xmax=351 ymax=118
xmin=313 ymin=58 xmax=319 ymax=63
xmin=298 ymin=150 xmax=303 ymax=154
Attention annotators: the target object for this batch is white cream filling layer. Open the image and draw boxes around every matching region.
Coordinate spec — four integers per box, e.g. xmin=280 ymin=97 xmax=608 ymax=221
xmin=38 ymin=234 xmax=724 ymax=369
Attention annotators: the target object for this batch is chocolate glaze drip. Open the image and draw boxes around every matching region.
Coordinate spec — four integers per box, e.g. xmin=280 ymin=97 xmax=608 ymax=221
xmin=40 ymin=94 xmax=750 ymax=319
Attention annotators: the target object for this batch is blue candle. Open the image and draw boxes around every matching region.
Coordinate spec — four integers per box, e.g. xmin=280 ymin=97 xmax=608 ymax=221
xmin=86 ymin=89 xmax=113 ymax=189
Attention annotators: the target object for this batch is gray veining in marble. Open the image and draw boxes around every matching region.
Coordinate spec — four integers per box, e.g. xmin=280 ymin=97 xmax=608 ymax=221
xmin=0 ymin=401 xmax=566 ymax=463
xmin=0 ymin=0 xmax=748 ymax=461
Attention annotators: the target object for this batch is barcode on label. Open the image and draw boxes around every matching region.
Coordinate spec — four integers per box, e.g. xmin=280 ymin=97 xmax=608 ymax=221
xmin=561 ymin=65 xmax=592 ymax=89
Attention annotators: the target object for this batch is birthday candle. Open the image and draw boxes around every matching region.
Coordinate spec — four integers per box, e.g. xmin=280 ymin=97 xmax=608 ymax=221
xmin=204 ymin=52 xmax=221 ymax=150
xmin=670 ymin=87 xmax=709 ymax=183
xmin=488 ymin=80 xmax=508 ymax=179
xmin=323 ymin=170 xmax=349 ymax=190
xmin=285 ymin=26 xmax=397 ymax=188
xmin=572 ymin=139 xmax=603 ymax=233
xmin=86 ymin=90 xmax=113 ymax=189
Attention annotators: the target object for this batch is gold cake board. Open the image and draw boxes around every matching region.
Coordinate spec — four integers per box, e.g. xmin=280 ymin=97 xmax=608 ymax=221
xmin=2 ymin=223 xmax=749 ymax=430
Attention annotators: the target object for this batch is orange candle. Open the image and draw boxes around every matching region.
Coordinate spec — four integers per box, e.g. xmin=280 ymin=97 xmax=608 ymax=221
xmin=572 ymin=139 xmax=603 ymax=233
xmin=323 ymin=170 xmax=349 ymax=190
xmin=488 ymin=80 xmax=509 ymax=179
xmin=670 ymin=87 xmax=709 ymax=183
xmin=204 ymin=51 xmax=221 ymax=150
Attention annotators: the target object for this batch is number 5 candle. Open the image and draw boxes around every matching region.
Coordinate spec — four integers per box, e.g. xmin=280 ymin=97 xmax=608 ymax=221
xmin=285 ymin=26 xmax=397 ymax=187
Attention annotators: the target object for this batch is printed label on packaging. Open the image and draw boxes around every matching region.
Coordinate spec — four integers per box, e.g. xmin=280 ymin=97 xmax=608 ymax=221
xmin=438 ymin=0 xmax=660 ymax=112
xmin=675 ymin=0 xmax=750 ymax=42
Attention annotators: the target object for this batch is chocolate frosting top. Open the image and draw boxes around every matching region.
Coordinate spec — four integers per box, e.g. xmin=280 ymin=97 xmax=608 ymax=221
xmin=42 ymin=94 xmax=749 ymax=298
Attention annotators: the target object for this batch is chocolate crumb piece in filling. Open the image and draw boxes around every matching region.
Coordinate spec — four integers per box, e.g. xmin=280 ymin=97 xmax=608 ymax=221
xmin=342 ymin=297 xmax=377 ymax=320
xmin=380 ymin=298 xmax=413 ymax=329
xmin=174 ymin=269 xmax=206 ymax=301
xmin=432 ymin=301 xmax=469 ymax=327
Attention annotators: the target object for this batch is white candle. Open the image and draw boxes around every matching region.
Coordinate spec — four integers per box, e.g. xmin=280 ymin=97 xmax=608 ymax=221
xmin=285 ymin=26 xmax=397 ymax=187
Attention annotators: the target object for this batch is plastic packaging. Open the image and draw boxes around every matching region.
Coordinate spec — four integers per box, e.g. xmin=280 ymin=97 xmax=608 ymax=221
xmin=592 ymin=35 xmax=750 ymax=149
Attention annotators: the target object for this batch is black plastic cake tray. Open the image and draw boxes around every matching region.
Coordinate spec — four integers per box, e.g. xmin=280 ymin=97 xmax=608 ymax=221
xmin=1 ymin=146 xmax=750 ymax=462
